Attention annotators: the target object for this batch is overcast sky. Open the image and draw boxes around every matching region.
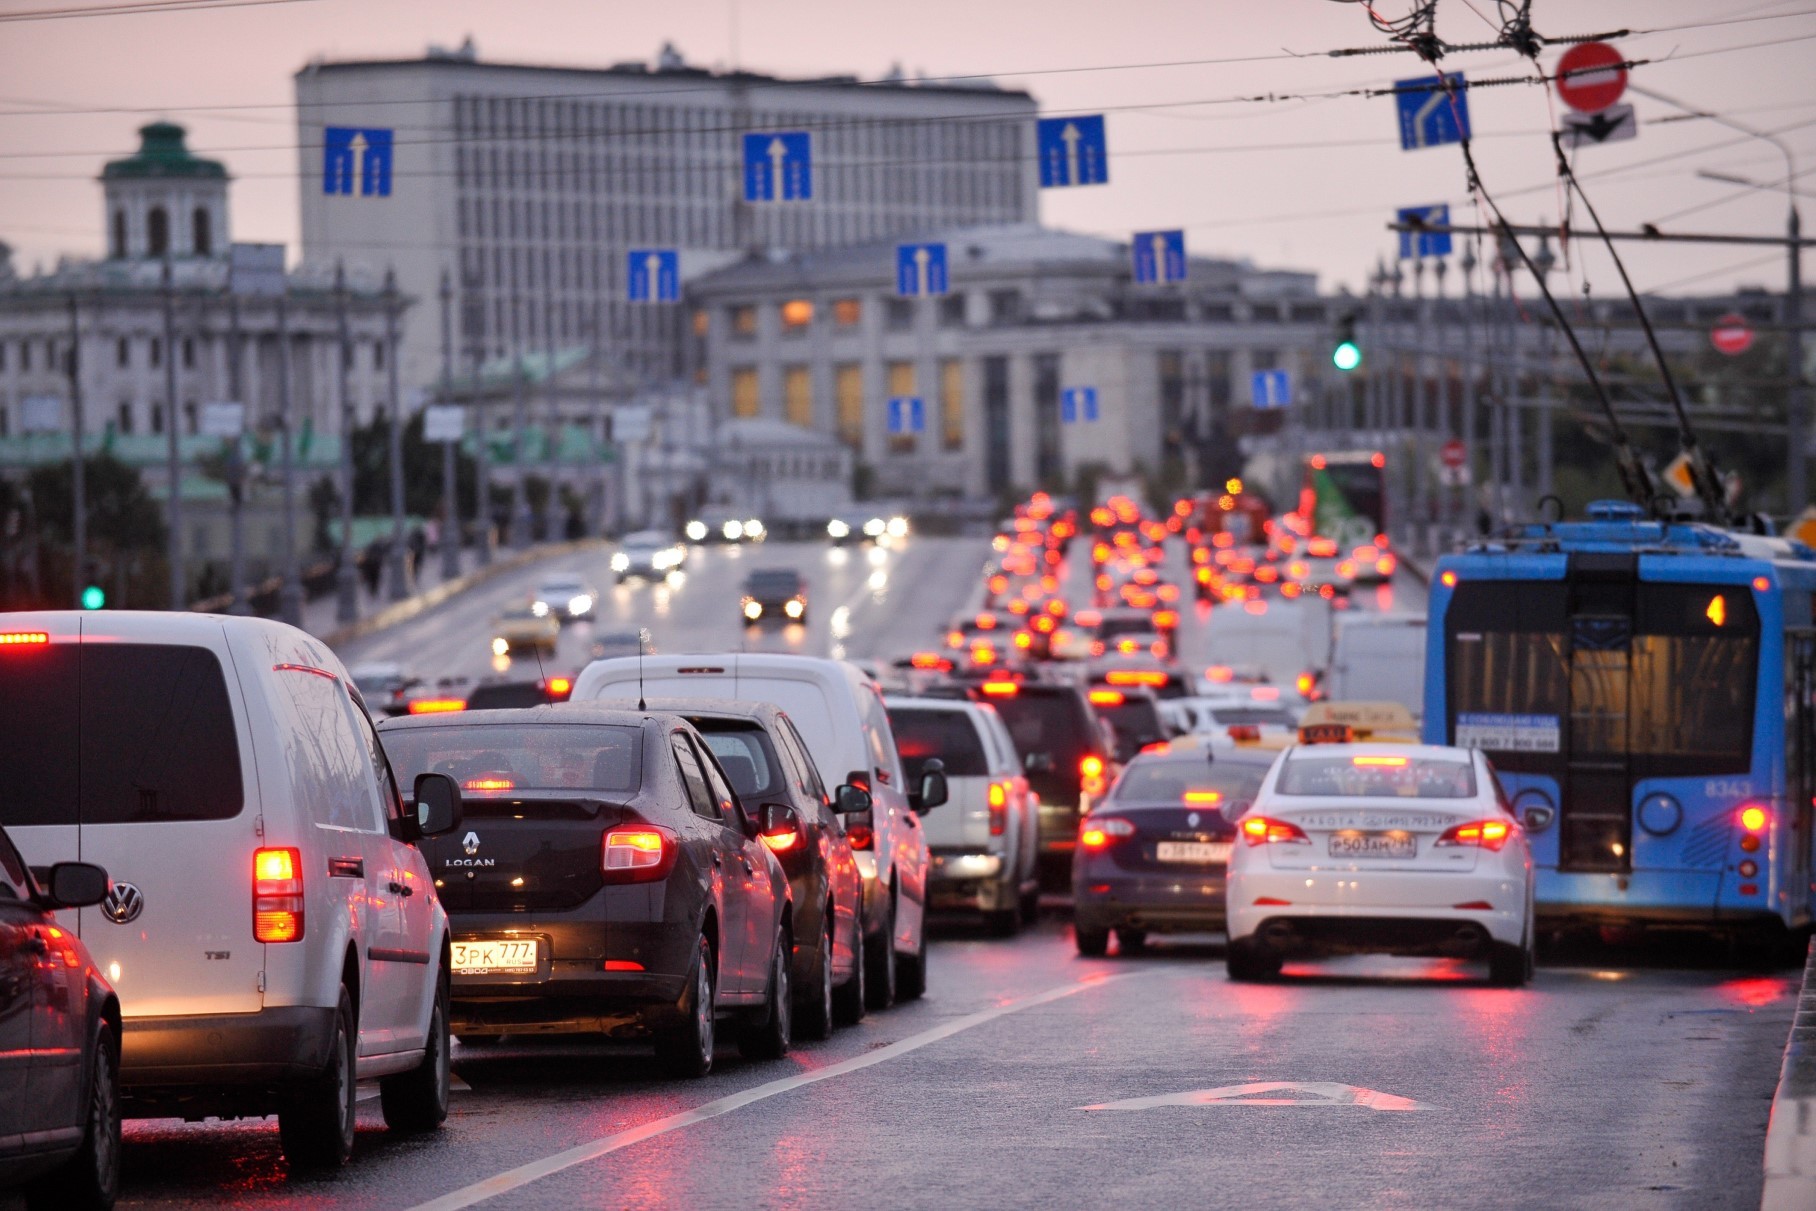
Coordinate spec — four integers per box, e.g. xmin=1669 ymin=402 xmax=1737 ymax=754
xmin=0 ymin=0 xmax=1811 ymax=303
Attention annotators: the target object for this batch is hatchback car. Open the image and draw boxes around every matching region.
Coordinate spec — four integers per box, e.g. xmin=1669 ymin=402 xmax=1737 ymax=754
xmin=1225 ymin=743 xmax=1534 ymax=985
xmin=378 ymin=706 xmax=797 ymax=1075
xmin=1073 ymin=745 xmax=1274 ymax=956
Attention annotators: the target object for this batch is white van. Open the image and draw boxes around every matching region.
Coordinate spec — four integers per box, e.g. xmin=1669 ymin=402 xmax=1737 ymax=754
xmin=0 ymin=612 xmax=464 ymax=1170
xmin=573 ymin=653 xmax=937 ymax=1008
xmin=1325 ymin=612 xmax=1427 ymax=717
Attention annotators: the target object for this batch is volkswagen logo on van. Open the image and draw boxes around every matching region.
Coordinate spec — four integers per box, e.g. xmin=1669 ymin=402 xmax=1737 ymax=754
xmin=463 ymin=831 xmax=481 ymax=856
xmin=102 ymin=881 xmax=144 ymax=925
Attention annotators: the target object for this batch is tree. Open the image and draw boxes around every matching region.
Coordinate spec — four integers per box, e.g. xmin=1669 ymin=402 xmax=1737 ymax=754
xmin=27 ymin=453 xmax=165 ymax=552
xmin=349 ymin=412 xmax=478 ymax=519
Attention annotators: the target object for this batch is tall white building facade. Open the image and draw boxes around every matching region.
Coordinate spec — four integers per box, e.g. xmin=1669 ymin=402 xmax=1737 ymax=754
xmin=294 ymin=41 xmax=1040 ymax=401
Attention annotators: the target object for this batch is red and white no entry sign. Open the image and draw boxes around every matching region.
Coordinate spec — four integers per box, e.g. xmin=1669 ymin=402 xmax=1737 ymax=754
xmin=1440 ymin=439 xmax=1467 ymax=469
xmin=1711 ymin=313 xmax=1755 ymax=356
xmin=1555 ymin=42 xmax=1628 ymax=114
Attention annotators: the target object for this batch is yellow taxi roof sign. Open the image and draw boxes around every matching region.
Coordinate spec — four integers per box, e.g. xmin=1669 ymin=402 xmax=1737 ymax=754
xmin=1297 ymin=701 xmax=1419 ymax=741
xmin=1791 ymin=506 xmax=1816 ymax=551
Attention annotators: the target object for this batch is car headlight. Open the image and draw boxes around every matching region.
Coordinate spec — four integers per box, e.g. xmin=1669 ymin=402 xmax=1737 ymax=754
xmin=568 ymin=594 xmax=593 ymax=615
xmin=685 ymin=520 xmax=708 ymax=542
xmin=491 ymin=637 xmax=509 ymax=656
xmin=530 ymin=600 xmax=550 ymax=617
xmin=724 ymin=520 xmax=744 ymax=541
xmin=610 ymin=553 xmax=630 ymax=572
xmin=887 ymin=516 xmax=909 ymax=537
xmin=743 ymin=599 xmax=763 ymax=620
xmin=863 ymin=518 xmax=887 ymax=537
xmin=745 ymin=519 xmax=765 ymax=538
xmin=784 ymin=598 xmax=804 ymax=619
xmin=827 ymin=519 xmax=851 ymax=539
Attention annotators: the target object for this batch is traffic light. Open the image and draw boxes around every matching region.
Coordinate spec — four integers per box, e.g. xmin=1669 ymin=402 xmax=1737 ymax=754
xmin=1332 ymin=312 xmax=1362 ymax=372
xmin=80 ymin=583 xmax=105 ymax=610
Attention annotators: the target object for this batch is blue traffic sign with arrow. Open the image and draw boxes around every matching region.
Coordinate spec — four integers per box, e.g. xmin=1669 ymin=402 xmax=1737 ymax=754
xmin=1132 ymin=230 xmax=1187 ymax=284
xmin=1251 ymin=370 xmax=1291 ymax=409
xmin=887 ymin=396 xmax=925 ymax=434
xmin=1394 ymin=74 xmax=1470 ymax=150
xmin=1038 ymin=115 xmax=1108 ymax=187
xmin=626 ymin=249 xmax=680 ymax=302
xmin=1061 ymin=386 xmax=1099 ymax=424
xmin=896 ymin=243 xmax=949 ymax=297
xmin=742 ymin=131 xmax=812 ymax=201
xmin=323 ymin=127 xmax=393 ymax=196
xmin=1395 ymin=204 xmax=1452 ymax=258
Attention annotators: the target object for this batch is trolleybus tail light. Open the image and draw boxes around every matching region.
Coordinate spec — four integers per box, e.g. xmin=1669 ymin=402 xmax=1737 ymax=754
xmin=1080 ymin=817 xmax=1135 ymax=850
xmin=1435 ymin=819 xmax=1517 ymax=852
xmin=1440 ymin=571 xmax=1458 ymax=588
xmin=1241 ymin=817 xmax=1310 ymax=847
xmin=1739 ymin=804 xmax=1769 ymax=833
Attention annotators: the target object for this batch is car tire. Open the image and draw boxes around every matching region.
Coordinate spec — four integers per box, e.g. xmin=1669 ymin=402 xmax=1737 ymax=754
xmin=864 ymin=891 xmax=897 ymax=1011
xmin=833 ymin=920 xmax=867 ymax=1026
xmin=380 ymin=971 xmax=451 ymax=1133
xmin=279 ymin=985 xmax=357 ymax=1170
xmin=655 ymin=934 xmax=716 ymax=1078
xmin=796 ymin=917 xmax=835 ymax=1042
xmin=896 ymin=908 xmax=928 ymax=1001
xmin=741 ymin=925 xmax=793 ymax=1060
xmin=985 ymin=908 xmax=1020 ymax=938
xmin=1116 ymin=928 xmax=1148 ymax=955
xmin=1226 ymin=938 xmax=1282 ymax=982
xmin=1075 ymin=925 xmax=1110 ymax=957
xmin=25 ymin=1020 xmax=119 ymax=1211
xmin=1487 ymin=940 xmax=1531 ymax=988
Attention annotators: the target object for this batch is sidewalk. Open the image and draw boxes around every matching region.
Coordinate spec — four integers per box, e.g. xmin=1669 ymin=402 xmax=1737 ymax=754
xmin=1763 ymin=936 xmax=1816 ymax=1210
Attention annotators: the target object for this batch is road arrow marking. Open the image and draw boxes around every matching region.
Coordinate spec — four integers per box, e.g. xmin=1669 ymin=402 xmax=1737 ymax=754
xmin=1080 ymin=1082 xmax=1431 ymax=1112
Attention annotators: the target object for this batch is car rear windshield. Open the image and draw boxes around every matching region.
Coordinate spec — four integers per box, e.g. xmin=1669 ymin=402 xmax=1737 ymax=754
xmin=747 ymin=571 xmax=803 ymax=593
xmin=1275 ymin=753 xmax=1476 ymax=799
xmin=690 ymin=720 xmax=784 ymax=802
xmin=1096 ymin=698 xmax=1166 ymax=748
xmin=466 ymin=682 xmax=550 ymax=710
xmin=887 ymin=708 xmax=990 ymax=779
xmin=987 ymin=690 xmax=1099 ymax=764
xmin=1112 ymin=758 xmax=1269 ymax=807
xmin=1207 ymin=706 xmax=1298 ymax=728
xmin=1096 ymin=615 xmax=1157 ymax=641
xmin=381 ymin=724 xmax=642 ymax=795
xmin=0 ymin=642 xmax=244 ymax=825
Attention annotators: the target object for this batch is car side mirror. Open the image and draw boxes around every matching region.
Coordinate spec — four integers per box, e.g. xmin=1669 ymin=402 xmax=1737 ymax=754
xmin=1024 ymin=751 xmax=1055 ymax=774
xmin=911 ymin=758 xmax=949 ymax=813
xmin=1520 ymin=805 xmax=1555 ymax=834
xmin=44 ymin=862 xmax=110 ymax=910
xmin=835 ymin=782 xmax=872 ymax=814
xmin=759 ymin=802 xmax=801 ymax=849
xmin=414 ymin=772 xmax=464 ymax=838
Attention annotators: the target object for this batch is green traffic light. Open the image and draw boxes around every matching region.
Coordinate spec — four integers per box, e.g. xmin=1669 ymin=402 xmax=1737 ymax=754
xmin=81 ymin=585 xmax=105 ymax=610
xmin=1332 ymin=341 xmax=1362 ymax=372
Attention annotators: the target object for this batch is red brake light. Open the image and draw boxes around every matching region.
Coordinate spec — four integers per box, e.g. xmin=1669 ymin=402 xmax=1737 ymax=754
xmin=1182 ymin=790 xmax=1222 ymax=805
xmin=1296 ymin=672 xmax=1315 ymax=696
xmin=1435 ymin=819 xmax=1518 ymax=852
xmin=546 ymin=676 xmax=573 ymax=699
xmin=988 ymin=781 xmax=1009 ymax=836
xmin=0 ymin=632 xmax=50 ymax=647
xmin=1739 ymin=805 xmax=1769 ymax=833
xmin=1352 ymin=755 xmax=1407 ymax=767
xmin=1080 ymin=816 xmax=1135 ymax=850
xmin=845 ymin=823 xmax=874 ymax=850
xmin=981 ymin=680 xmax=1019 ymax=697
xmin=463 ymin=776 xmax=515 ymax=791
xmin=1106 ymin=669 xmax=1167 ymax=688
xmin=253 ymin=846 xmax=304 ymax=943
xmin=1080 ymin=755 xmax=1105 ymax=780
xmin=1088 ymin=689 xmax=1125 ymax=706
xmin=409 ymin=697 xmax=467 ymax=714
xmin=1205 ymin=665 xmax=1234 ymax=683
xmin=1240 ymin=817 xmax=1309 ymax=846
xmin=761 ymin=829 xmax=799 ymax=852
xmin=1441 ymin=571 xmax=1458 ymax=588
xmin=603 ymin=826 xmax=676 ymax=883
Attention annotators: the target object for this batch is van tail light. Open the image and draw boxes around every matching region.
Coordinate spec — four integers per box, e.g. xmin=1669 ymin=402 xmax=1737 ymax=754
xmin=602 ymin=825 xmax=678 ymax=883
xmin=253 ymin=847 xmax=304 ymax=943
xmin=1240 ymin=817 xmax=1310 ymax=847
xmin=1435 ymin=819 xmax=1518 ymax=852
xmin=1080 ymin=816 xmax=1135 ymax=850
xmin=988 ymin=781 xmax=1008 ymax=836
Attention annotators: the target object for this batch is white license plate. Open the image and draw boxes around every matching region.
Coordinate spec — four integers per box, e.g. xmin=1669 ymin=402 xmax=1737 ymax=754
xmin=1155 ymin=841 xmax=1233 ymax=864
xmin=452 ymin=939 xmax=539 ymax=975
xmin=1329 ymin=832 xmax=1417 ymax=860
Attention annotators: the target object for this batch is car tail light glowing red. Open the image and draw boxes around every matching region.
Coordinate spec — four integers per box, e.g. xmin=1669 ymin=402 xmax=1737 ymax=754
xmin=1080 ymin=817 xmax=1134 ymax=850
xmin=253 ymin=847 xmax=304 ymax=943
xmin=1183 ymin=790 xmax=1222 ymax=806
xmin=602 ymin=826 xmax=677 ymax=883
xmin=1252 ymin=896 xmax=1292 ymax=906
xmin=604 ymin=960 xmax=645 ymax=971
xmin=1435 ymin=819 xmax=1517 ymax=852
xmin=760 ymin=828 xmax=799 ymax=853
xmin=987 ymin=782 xmax=1009 ymax=836
xmin=1240 ymin=817 xmax=1310 ymax=846
xmin=981 ymin=679 xmax=1019 ymax=697
xmin=846 ymin=823 xmax=874 ymax=850
xmin=1088 ymin=689 xmax=1125 ymax=706
xmin=0 ymin=631 xmax=50 ymax=647
xmin=545 ymin=676 xmax=573 ymax=699
xmin=409 ymin=697 xmax=467 ymax=714
xmin=1453 ymin=901 xmax=1494 ymax=911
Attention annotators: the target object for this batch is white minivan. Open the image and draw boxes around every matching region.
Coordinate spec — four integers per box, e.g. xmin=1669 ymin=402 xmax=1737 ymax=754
xmin=0 ymin=612 xmax=464 ymax=1170
xmin=573 ymin=653 xmax=938 ymax=1008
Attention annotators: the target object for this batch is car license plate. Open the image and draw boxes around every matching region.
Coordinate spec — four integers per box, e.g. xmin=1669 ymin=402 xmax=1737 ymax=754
xmin=1155 ymin=841 xmax=1232 ymax=864
xmin=452 ymin=939 xmax=539 ymax=975
xmin=1329 ymin=832 xmax=1417 ymax=859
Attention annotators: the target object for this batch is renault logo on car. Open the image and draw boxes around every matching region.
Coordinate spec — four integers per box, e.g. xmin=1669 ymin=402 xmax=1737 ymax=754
xmin=102 ymin=881 xmax=144 ymax=925
xmin=463 ymin=830 xmax=481 ymax=856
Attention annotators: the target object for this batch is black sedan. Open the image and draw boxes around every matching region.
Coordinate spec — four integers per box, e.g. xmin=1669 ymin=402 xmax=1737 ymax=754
xmin=0 ymin=826 xmax=119 ymax=1210
xmin=377 ymin=705 xmax=796 ymax=1076
xmin=1072 ymin=740 xmax=1274 ymax=957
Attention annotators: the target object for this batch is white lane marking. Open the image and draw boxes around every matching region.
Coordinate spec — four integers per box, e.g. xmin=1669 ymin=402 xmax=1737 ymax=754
xmin=1080 ymin=1081 xmax=1431 ymax=1112
xmin=409 ymin=972 xmax=1150 ymax=1211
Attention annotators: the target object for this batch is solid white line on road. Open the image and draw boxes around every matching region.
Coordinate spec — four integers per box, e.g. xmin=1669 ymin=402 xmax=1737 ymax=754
xmin=407 ymin=971 xmax=1152 ymax=1211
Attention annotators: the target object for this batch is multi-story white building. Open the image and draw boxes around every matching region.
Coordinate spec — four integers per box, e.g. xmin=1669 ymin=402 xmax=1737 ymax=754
xmin=294 ymin=40 xmax=1039 ymax=403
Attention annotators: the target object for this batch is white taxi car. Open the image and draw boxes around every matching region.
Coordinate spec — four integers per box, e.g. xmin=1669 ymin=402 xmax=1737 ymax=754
xmin=1225 ymin=743 xmax=1534 ymax=986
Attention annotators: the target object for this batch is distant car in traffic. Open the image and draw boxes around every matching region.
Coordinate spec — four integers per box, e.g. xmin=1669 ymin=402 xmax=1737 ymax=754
xmin=1085 ymin=684 xmax=1171 ymax=763
xmin=464 ymin=676 xmax=576 ymax=710
xmin=531 ymin=573 xmax=598 ymax=621
xmin=590 ymin=630 xmax=652 ymax=661
xmin=688 ymin=509 xmax=766 ymax=544
xmin=611 ymin=531 xmax=686 ymax=583
xmin=348 ymin=661 xmax=427 ymax=717
xmin=379 ymin=705 xmax=797 ymax=1074
xmin=1225 ymin=743 xmax=1534 ymax=985
xmin=741 ymin=569 xmax=808 ymax=625
xmin=491 ymin=605 xmax=561 ymax=658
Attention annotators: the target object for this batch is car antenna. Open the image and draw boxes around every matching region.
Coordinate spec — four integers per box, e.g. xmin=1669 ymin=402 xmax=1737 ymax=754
xmin=530 ymin=639 xmax=550 ymax=704
xmin=637 ymin=627 xmax=649 ymax=712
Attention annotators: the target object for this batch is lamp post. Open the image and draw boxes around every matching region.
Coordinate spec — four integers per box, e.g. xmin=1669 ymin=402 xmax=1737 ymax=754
xmin=1530 ymin=233 xmax=1557 ymax=503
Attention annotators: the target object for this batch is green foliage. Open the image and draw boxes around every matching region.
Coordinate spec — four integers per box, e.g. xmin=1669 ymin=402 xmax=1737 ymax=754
xmin=26 ymin=453 xmax=165 ymax=553
xmin=349 ymin=411 xmax=478 ymax=518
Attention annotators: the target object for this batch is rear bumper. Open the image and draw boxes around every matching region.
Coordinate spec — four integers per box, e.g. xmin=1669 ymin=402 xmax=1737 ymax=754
xmin=1228 ymin=868 xmax=1526 ymax=949
xmin=1075 ymin=870 xmax=1227 ymax=933
xmin=121 ymin=1006 xmax=337 ymax=1094
xmin=929 ymin=850 xmax=1016 ymax=913
xmin=1036 ymin=798 xmax=1083 ymax=853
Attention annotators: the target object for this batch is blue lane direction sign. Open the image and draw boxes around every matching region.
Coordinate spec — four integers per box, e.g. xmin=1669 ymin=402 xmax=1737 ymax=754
xmin=1396 ymin=204 xmax=1452 ymax=259
xmin=1060 ymin=386 xmax=1099 ymax=424
xmin=887 ymin=396 xmax=925 ymax=435
xmin=896 ymin=243 xmax=949 ymax=297
xmin=1251 ymin=370 xmax=1292 ymax=410
xmin=1394 ymin=74 xmax=1470 ymax=151
xmin=323 ymin=127 xmax=394 ymax=197
xmin=1038 ymin=115 xmax=1108 ymax=188
xmin=742 ymin=131 xmax=812 ymax=201
xmin=627 ymin=249 xmax=680 ymax=302
xmin=1132 ymin=230 xmax=1187 ymax=285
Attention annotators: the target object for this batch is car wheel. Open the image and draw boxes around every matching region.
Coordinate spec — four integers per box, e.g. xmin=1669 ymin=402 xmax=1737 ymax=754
xmin=1075 ymin=925 xmax=1110 ymax=957
xmin=864 ymin=890 xmax=897 ymax=1011
xmin=1226 ymin=937 xmax=1282 ymax=982
xmin=985 ymin=908 xmax=1020 ymax=938
xmin=741 ymin=925 xmax=793 ymax=1060
xmin=25 ymin=1020 xmax=119 ymax=1211
xmin=896 ymin=908 xmax=928 ymax=1001
xmin=279 ymin=985 xmax=357 ymax=1170
xmin=1116 ymin=928 xmax=1148 ymax=955
xmin=380 ymin=971 xmax=451 ymax=1132
xmin=1487 ymin=940 xmax=1531 ymax=988
xmin=833 ymin=919 xmax=867 ymax=1026
xmin=796 ymin=916 xmax=835 ymax=1042
xmin=655 ymin=934 xmax=716 ymax=1078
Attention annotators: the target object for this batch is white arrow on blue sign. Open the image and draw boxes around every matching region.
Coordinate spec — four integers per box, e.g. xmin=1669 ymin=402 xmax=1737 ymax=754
xmin=627 ymin=249 xmax=680 ymax=302
xmin=1060 ymin=386 xmax=1099 ymax=424
xmin=1394 ymin=74 xmax=1470 ymax=151
xmin=323 ymin=127 xmax=394 ymax=197
xmin=1251 ymin=370 xmax=1291 ymax=410
xmin=1132 ymin=230 xmax=1187 ymax=284
xmin=896 ymin=243 xmax=948 ymax=297
xmin=1395 ymin=205 xmax=1452 ymax=259
xmin=887 ymin=396 xmax=925 ymax=435
xmin=743 ymin=131 xmax=812 ymax=201
xmin=1038 ymin=116 xmax=1108 ymax=188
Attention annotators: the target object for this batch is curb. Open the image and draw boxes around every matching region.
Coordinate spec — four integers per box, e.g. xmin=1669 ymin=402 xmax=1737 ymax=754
xmin=1764 ymin=934 xmax=1816 ymax=1210
xmin=318 ymin=538 xmax=607 ymax=650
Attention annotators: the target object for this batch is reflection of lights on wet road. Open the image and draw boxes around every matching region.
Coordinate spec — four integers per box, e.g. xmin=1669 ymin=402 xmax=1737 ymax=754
xmin=666 ymin=570 xmax=686 ymax=589
xmin=830 ymin=606 xmax=852 ymax=640
xmin=867 ymin=569 xmax=888 ymax=594
xmin=490 ymin=653 xmax=511 ymax=673
xmin=828 ymin=548 xmax=848 ymax=566
xmin=867 ymin=546 xmax=888 ymax=567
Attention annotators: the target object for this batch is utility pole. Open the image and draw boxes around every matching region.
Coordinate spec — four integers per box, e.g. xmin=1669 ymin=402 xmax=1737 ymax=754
xmin=439 ymin=268 xmax=460 ymax=581
xmin=510 ymin=294 xmax=531 ymax=549
xmin=275 ymin=285 xmax=302 ymax=627
xmin=225 ymin=289 xmax=248 ymax=613
xmin=65 ymin=295 xmax=86 ymax=610
xmin=1433 ymin=255 xmax=1451 ymax=535
xmin=1791 ymin=203 xmax=1807 ymax=510
xmin=334 ymin=261 xmax=358 ymax=623
xmin=1461 ymin=240 xmax=1480 ymax=530
xmin=161 ymin=254 xmax=184 ymax=609
xmin=470 ymin=336 xmax=492 ymax=567
xmin=1531 ymin=233 xmax=1558 ymax=502
xmin=383 ymin=269 xmax=408 ymax=602
xmin=542 ymin=249 xmax=563 ymax=542
xmin=1410 ymin=257 xmax=1428 ymax=542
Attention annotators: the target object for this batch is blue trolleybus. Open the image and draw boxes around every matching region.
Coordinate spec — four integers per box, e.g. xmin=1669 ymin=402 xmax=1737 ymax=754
xmin=1423 ymin=501 xmax=1816 ymax=940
